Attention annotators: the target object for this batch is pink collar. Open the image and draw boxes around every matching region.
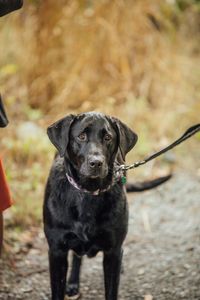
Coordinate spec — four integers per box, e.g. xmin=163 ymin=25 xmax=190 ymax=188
xmin=66 ymin=173 xmax=112 ymax=196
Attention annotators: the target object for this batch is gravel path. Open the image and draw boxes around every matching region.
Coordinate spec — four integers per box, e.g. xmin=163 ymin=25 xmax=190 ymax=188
xmin=0 ymin=173 xmax=200 ymax=300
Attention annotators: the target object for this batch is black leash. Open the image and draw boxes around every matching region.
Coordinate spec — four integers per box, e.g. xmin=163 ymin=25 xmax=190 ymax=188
xmin=116 ymin=123 xmax=200 ymax=174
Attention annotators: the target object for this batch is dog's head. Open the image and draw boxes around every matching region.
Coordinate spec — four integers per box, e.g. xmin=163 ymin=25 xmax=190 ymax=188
xmin=47 ymin=112 xmax=137 ymax=189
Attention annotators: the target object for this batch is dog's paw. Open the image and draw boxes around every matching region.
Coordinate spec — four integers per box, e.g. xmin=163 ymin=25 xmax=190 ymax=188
xmin=65 ymin=283 xmax=80 ymax=300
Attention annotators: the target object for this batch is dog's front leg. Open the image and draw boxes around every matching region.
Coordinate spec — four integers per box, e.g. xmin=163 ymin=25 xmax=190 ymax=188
xmin=49 ymin=250 xmax=68 ymax=300
xmin=66 ymin=252 xmax=82 ymax=298
xmin=103 ymin=248 xmax=123 ymax=300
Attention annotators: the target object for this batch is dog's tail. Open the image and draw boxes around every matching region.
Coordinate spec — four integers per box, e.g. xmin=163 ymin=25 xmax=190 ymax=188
xmin=126 ymin=174 xmax=172 ymax=192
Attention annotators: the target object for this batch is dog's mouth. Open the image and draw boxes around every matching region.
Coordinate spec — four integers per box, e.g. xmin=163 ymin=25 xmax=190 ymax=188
xmin=87 ymin=174 xmax=100 ymax=179
xmin=81 ymin=172 xmax=108 ymax=181
xmin=80 ymin=168 xmax=109 ymax=181
xmin=66 ymin=163 xmax=114 ymax=193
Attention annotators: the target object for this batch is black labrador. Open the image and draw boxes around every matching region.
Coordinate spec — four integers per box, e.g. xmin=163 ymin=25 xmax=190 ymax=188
xmin=44 ymin=112 xmax=170 ymax=300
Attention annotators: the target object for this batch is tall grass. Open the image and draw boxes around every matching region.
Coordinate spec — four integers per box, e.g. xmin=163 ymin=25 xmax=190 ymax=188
xmin=0 ymin=0 xmax=199 ymax=226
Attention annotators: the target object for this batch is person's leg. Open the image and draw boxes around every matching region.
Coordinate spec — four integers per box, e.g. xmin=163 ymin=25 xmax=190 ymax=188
xmin=0 ymin=212 xmax=3 ymax=257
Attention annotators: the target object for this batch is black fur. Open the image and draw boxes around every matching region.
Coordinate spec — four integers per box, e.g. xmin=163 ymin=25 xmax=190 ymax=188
xmin=43 ymin=112 xmax=169 ymax=300
xmin=126 ymin=174 xmax=172 ymax=192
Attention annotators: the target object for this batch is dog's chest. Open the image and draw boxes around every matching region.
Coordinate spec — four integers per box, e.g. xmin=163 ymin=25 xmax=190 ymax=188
xmin=63 ymin=201 xmax=114 ymax=256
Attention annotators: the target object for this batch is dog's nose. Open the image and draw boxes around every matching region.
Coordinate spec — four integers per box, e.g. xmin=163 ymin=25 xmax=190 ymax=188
xmin=89 ymin=158 xmax=103 ymax=169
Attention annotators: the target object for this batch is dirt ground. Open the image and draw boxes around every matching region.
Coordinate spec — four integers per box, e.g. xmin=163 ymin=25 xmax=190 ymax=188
xmin=0 ymin=172 xmax=200 ymax=300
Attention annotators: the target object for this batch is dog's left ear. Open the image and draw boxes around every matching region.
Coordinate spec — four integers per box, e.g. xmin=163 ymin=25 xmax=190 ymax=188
xmin=47 ymin=114 xmax=76 ymax=157
xmin=112 ymin=117 xmax=138 ymax=160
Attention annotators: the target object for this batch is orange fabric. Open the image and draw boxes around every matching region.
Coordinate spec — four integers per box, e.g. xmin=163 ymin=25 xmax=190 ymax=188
xmin=0 ymin=158 xmax=12 ymax=212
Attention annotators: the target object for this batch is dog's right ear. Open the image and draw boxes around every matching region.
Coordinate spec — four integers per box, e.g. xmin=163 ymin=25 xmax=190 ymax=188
xmin=47 ymin=114 xmax=76 ymax=157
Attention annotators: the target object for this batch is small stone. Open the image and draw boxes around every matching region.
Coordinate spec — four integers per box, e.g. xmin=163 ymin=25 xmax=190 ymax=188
xmin=138 ymin=268 xmax=145 ymax=275
xmin=144 ymin=295 xmax=153 ymax=300
xmin=183 ymin=264 xmax=190 ymax=269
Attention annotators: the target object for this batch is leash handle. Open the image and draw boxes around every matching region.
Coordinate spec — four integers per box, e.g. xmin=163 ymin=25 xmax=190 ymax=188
xmin=119 ymin=123 xmax=200 ymax=171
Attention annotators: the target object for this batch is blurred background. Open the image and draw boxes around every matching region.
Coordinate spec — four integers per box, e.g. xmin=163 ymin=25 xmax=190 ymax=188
xmin=0 ymin=0 xmax=199 ymax=229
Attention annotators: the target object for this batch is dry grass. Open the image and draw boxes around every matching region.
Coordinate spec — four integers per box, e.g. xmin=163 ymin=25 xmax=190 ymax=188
xmin=0 ymin=0 xmax=199 ymax=226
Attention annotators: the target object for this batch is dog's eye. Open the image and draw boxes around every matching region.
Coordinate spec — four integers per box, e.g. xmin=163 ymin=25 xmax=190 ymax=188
xmin=78 ymin=132 xmax=87 ymax=141
xmin=104 ymin=134 xmax=112 ymax=142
